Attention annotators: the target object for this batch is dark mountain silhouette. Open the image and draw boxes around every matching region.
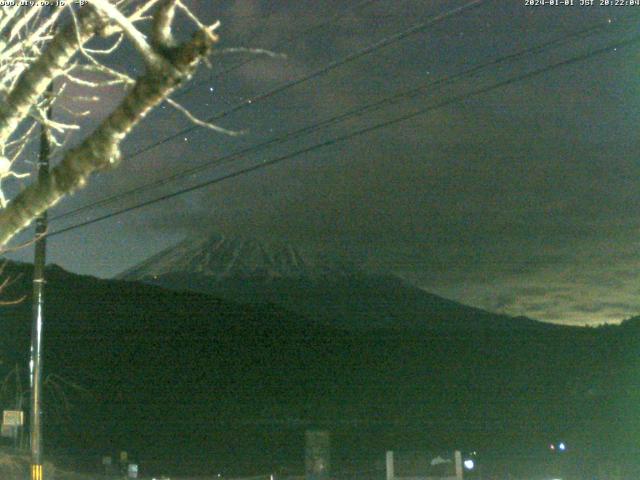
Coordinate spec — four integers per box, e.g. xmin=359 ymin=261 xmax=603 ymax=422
xmin=118 ymin=232 xmax=547 ymax=331
xmin=0 ymin=260 xmax=638 ymax=478
xmin=137 ymin=271 xmax=556 ymax=331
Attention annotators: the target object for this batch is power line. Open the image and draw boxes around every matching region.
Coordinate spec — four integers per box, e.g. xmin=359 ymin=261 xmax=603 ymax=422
xmin=50 ymin=0 xmax=489 ymax=222
xmin=114 ymin=0 xmax=489 ymax=162
xmin=47 ymin=33 xmax=640 ymax=239
xmin=50 ymin=14 xmax=633 ymax=224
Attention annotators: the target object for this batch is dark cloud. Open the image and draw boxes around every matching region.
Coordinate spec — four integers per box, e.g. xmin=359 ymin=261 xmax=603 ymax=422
xmin=6 ymin=0 xmax=639 ymax=325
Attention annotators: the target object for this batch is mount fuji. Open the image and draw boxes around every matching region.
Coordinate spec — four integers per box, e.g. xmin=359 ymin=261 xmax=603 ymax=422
xmin=119 ymin=232 xmax=350 ymax=280
xmin=119 ymin=232 xmax=545 ymax=331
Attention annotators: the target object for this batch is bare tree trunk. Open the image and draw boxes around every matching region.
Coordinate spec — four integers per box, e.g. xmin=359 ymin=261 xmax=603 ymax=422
xmin=0 ymin=28 xmax=217 ymax=247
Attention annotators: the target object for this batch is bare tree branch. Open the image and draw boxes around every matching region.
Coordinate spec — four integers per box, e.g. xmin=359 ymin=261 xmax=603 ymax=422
xmin=0 ymin=1 xmax=240 ymax=249
xmin=166 ymin=97 xmax=242 ymax=136
xmin=0 ymin=22 xmax=219 ymax=246
xmin=89 ymin=0 xmax=161 ymax=65
xmin=0 ymin=5 xmax=104 ymax=147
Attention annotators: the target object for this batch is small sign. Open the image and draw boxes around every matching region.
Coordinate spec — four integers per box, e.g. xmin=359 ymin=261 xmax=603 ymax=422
xmin=127 ymin=463 xmax=138 ymax=478
xmin=2 ymin=410 xmax=23 ymax=426
xmin=120 ymin=451 xmax=128 ymax=462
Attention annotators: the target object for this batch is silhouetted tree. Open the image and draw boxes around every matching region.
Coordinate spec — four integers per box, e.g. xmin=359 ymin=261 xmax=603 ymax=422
xmin=0 ymin=1 xmax=231 ymax=247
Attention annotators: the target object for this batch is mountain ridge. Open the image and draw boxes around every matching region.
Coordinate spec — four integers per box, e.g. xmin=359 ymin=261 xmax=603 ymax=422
xmin=117 ymin=232 xmax=554 ymax=331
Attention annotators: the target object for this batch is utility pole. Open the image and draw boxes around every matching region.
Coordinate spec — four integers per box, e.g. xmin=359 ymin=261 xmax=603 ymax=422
xmin=30 ymin=82 xmax=52 ymax=480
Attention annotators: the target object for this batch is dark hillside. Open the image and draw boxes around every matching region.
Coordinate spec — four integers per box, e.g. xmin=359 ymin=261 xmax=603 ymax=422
xmin=0 ymin=261 xmax=636 ymax=477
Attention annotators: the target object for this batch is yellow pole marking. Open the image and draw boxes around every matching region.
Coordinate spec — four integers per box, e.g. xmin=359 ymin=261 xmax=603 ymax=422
xmin=31 ymin=464 xmax=43 ymax=480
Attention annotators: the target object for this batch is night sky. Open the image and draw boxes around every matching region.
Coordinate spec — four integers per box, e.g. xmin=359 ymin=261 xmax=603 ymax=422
xmin=6 ymin=0 xmax=640 ymax=325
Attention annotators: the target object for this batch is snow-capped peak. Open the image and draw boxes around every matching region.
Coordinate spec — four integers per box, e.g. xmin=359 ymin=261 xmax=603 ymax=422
xmin=119 ymin=232 xmax=350 ymax=280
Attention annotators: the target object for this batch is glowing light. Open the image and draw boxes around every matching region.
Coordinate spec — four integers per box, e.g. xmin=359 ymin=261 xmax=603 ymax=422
xmin=549 ymin=443 xmax=555 ymax=450
xmin=464 ymin=459 xmax=475 ymax=470
xmin=558 ymin=442 xmax=566 ymax=451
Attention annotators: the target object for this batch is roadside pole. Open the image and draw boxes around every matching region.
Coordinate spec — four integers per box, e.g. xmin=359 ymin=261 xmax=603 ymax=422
xmin=30 ymin=81 xmax=52 ymax=480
